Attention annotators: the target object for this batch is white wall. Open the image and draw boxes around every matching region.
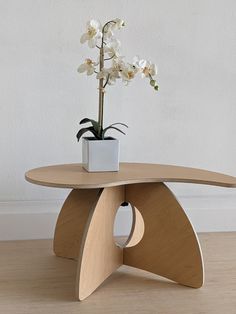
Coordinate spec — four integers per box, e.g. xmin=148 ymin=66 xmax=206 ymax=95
xmin=0 ymin=0 xmax=236 ymax=239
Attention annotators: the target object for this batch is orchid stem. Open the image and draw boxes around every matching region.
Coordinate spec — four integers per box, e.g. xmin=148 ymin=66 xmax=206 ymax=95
xmin=104 ymin=54 xmax=115 ymax=61
xmin=103 ymin=74 xmax=110 ymax=88
xmin=98 ymin=20 xmax=116 ymax=137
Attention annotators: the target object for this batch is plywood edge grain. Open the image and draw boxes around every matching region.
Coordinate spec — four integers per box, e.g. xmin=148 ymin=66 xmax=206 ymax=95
xmin=25 ymin=163 xmax=236 ymax=189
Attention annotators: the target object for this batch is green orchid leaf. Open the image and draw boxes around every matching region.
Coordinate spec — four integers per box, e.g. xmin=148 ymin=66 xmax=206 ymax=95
xmin=76 ymin=126 xmax=100 ymax=142
xmin=79 ymin=118 xmax=99 ymax=132
xmin=109 ymin=122 xmax=128 ymax=128
xmin=102 ymin=126 xmax=126 ymax=139
xmin=79 ymin=118 xmax=94 ymax=124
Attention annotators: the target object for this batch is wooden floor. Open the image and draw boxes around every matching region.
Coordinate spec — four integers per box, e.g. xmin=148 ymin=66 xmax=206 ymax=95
xmin=0 ymin=233 xmax=236 ymax=314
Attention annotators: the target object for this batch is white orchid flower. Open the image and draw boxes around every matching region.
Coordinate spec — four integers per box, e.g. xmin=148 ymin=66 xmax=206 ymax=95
xmin=96 ymin=68 xmax=109 ymax=80
xmin=104 ymin=38 xmax=121 ymax=58
xmin=112 ymin=57 xmax=125 ymax=72
xmin=133 ymin=56 xmax=157 ymax=78
xmin=78 ymin=19 xmax=158 ymax=92
xmin=133 ymin=56 xmax=146 ymax=69
xmin=107 ymin=74 xmax=118 ymax=85
xmin=120 ymin=63 xmax=138 ymax=85
xmin=113 ymin=18 xmax=125 ymax=29
xmin=78 ymin=58 xmax=97 ymax=75
xmin=107 ymin=64 xmax=122 ymax=85
xmin=96 ymin=62 xmax=122 ymax=85
xmin=80 ymin=19 xmax=102 ymax=48
xmin=103 ymin=18 xmax=125 ymax=39
xmin=101 ymin=57 xmax=124 ymax=85
xmin=96 ymin=68 xmax=116 ymax=85
xmin=141 ymin=61 xmax=157 ymax=78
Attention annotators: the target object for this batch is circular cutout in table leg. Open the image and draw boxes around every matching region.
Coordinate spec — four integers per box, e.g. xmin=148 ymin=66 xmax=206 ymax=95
xmin=113 ymin=203 xmax=145 ymax=248
xmin=113 ymin=203 xmax=133 ymax=248
xmin=125 ymin=205 xmax=145 ymax=248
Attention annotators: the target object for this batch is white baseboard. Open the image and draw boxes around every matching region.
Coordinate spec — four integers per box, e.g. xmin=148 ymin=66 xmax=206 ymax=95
xmin=0 ymin=195 xmax=236 ymax=240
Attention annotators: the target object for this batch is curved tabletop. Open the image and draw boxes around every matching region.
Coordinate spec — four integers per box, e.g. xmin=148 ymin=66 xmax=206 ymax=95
xmin=25 ymin=163 xmax=236 ymax=189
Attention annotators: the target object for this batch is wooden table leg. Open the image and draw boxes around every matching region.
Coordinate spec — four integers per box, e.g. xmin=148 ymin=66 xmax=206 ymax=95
xmin=53 ymin=186 xmax=125 ymax=300
xmin=76 ymin=186 xmax=125 ymax=300
xmin=53 ymin=183 xmax=204 ymax=301
xmin=124 ymin=182 xmax=204 ymax=288
xmin=53 ymin=188 xmax=102 ymax=259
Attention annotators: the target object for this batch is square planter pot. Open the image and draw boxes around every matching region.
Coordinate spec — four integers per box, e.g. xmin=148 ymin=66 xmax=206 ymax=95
xmin=82 ymin=137 xmax=119 ymax=172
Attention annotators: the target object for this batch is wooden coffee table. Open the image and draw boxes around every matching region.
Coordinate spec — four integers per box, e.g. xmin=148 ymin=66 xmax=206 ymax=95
xmin=25 ymin=163 xmax=236 ymax=300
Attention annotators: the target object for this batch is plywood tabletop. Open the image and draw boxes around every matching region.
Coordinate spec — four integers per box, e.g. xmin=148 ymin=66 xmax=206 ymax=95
xmin=25 ymin=163 xmax=236 ymax=189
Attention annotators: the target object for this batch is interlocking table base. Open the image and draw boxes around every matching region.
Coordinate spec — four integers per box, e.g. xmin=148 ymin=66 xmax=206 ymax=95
xmin=25 ymin=163 xmax=236 ymax=300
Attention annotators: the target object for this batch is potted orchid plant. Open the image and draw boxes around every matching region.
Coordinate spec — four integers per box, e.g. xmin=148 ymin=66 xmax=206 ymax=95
xmin=77 ymin=18 xmax=158 ymax=172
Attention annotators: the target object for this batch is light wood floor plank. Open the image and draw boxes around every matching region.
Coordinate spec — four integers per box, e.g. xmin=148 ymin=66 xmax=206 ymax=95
xmin=0 ymin=233 xmax=236 ymax=313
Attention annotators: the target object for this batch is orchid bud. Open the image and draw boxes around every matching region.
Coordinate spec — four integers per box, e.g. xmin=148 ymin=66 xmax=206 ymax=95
xmin=150 ymin=80 xmax=156 ymax=86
